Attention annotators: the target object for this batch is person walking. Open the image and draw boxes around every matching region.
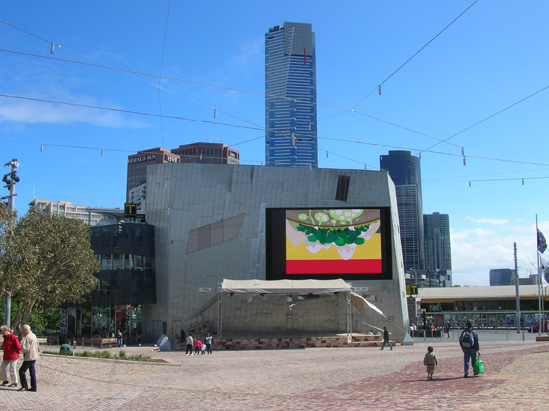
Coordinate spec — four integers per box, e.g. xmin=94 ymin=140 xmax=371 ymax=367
xmin=185 ymin=334 xmax=193 ymax=356
xmin=205 ymin=333 xmax=213 ymax=355
xmin=444 ymin=320 xmax=451 ymax=338
xmin=116 ymin=329 xmax=123 ymax=347
xmin=1 ymin=325 xmax=21 ymax=387
xmin=380 ymin=326 xmax=393 ymax=350
xmin=423 ymin=346 xmax=438 ymax=380
xmin=18 ymin=324 xmax=39 ymax=392
xmin=459 ymin=321 xmax=479 ymax=378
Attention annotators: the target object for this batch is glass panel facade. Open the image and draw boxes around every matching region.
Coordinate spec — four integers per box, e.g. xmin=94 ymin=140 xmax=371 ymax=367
xmin=265 ymin=23 xmax=318 ymax=168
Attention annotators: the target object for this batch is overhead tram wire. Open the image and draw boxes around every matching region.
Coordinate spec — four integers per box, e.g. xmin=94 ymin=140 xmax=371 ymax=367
xmin=352 ymin=0 xmax=479 ymax=108
xmin=0 ymin=94 xmax=265 ymax=132
xmin=0 ymin=139 xmax=136 ymax=154
xmin=419 ymin=82 xmax=549 ymax=154
xmin=4 ymin=138 xmax=545 ymax=185
xmin=157 ymin=0 xmax=172 ymax=147
xmin=0 ymin=22 xmax=263 ymax=131
xmin=318 ymin=147 xmax=376 ymax=170
xmin=468 ymin=176 xmax=549 ymax=185
xmin=0 ymin=48 xmax=461 ymax=149
xmin=1 ymin=20 xmax=545 ymax=168
xmin=2 ymin=93 xmax=549 ymax=169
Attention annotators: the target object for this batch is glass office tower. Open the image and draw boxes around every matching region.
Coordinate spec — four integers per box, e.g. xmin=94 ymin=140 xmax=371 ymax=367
xmin=380 ymin=150 xmax=425 ymax=271
xmin=424 ymin=212 xmax=452 ymax=271
xmin=265 ymin=22 xmax=318 ymax=167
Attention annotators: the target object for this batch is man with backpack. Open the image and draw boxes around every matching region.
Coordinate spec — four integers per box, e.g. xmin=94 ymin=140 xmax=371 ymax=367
xmin=459 ymin=321 xmax=480 ymax=378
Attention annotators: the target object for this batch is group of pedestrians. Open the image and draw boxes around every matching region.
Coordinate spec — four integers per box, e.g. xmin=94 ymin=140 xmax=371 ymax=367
xmin=422 ymin=321 xmax=481 ymax=380
xmin=184 ymin=333 xmax=213 ymax=356
xmin=1 ymin=324 xmax=39 ymax=392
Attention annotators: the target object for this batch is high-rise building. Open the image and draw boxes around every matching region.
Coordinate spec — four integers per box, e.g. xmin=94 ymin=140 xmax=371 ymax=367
xmin=28 ymin=199 xmax=118 ymax=226
xmin=424 ymin=212 xmax=452 ymax=287
xmin=380 ymin=150 xmax=424 ymax=271
xmin=424 ymin=212 xmax=452 ymax=271
xmin=265 ymin=22 xmax=318 ymax=167
xmin=127 ymin=148 xmax=180 ymax=201
xmin=126 ymin=144 xmax=239 ymax=206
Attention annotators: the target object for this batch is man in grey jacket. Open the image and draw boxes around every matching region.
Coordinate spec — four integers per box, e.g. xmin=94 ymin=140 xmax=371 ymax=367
xmin=18 ymin=324 xmax=39 ymax=392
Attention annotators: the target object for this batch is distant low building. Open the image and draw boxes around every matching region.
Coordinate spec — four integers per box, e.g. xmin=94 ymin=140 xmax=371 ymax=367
xmin=171 ymin=142 xmax=240 ymax=165
xmin=28 ymin=199 xmax=118 ymax=226
xmin=128 ymin=183 xmax=147 ymax=211
xmin=489 ymin=268 xmax=514 ymax=286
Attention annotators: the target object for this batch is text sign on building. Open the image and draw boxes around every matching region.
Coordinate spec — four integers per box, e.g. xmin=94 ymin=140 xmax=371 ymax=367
xmin=406 ymin=285 xmax=418 ymax=296
xmin=128 ymin=154 xmax=157 ymax=164
xmin=124 ymin=203 xmax=137 ymax=217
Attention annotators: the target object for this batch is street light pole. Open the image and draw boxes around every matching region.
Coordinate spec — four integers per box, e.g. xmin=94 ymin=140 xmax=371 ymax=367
xmin=514 ymin=242 xmax=520 ymax=333
xmin=2 ymin=158 xmax=20 ymax=328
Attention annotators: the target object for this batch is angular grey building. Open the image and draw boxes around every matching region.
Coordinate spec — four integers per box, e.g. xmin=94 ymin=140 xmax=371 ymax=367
xmin=380 ymin=151 xmax=425 ymax=271
xmin=265 ymin=22 xmax=318 ymax=167
xmin=142 ymin=164 xmax=409 ymax=341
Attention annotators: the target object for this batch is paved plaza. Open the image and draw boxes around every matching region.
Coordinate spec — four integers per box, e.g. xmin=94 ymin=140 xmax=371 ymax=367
xmin=1 ymin=333 xmax=548 ymax=410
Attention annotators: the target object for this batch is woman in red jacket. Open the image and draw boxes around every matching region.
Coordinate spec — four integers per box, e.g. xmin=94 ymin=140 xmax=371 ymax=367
xmin=1 ymin=325 xmax=22 ymax=387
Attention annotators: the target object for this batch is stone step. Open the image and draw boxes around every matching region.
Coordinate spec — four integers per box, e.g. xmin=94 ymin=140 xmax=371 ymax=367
xmin=173 ymin=335 xmax=394 ymax=350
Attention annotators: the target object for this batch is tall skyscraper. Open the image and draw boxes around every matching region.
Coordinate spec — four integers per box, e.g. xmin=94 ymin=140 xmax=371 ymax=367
xmin=424 ymin=212 xmax=452 ymax=271
xmin=265 ymin=22 xmax=318 ymax=167
xmin=424 ymin=212 xmax=453 ymax=286
xmin=380 ymin=150 xmax=425 ymax=271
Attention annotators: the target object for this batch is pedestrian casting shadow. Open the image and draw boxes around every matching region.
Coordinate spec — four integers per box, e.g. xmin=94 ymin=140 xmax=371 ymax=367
xmin=403 ymin=376 xmax=472 ymax=382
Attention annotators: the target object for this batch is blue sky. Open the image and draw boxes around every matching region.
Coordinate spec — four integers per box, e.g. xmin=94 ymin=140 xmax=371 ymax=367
xmin=1 ymin=0 xmax=548 ymax=286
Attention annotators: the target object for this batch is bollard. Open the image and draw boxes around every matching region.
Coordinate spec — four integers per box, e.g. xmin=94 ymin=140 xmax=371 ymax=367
xmin=506 ymin=327 xmax=509 ymax=341
xmin=72 ymin=340 xmax=76 ymax=356
xmin=423 ymin=330 xmax=426 ymax=342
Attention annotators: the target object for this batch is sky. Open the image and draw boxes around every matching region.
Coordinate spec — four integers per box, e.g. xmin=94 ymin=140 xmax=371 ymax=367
xmin=1 ymin=0 xmax=549 ymax=287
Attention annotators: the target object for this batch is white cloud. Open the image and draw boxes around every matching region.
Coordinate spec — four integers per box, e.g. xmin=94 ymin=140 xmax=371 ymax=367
xmin=228 ymin=39 xmax=263 ymax=71
xmin=466 ymin=217 xmax=509 ymax=225
xmin=451 ymin=221 xmax=541 ymax=286
xmin=450 ymin=227 xmax=496 ymax=240
xmin=0 ymin=99 xmax=148 ymax=129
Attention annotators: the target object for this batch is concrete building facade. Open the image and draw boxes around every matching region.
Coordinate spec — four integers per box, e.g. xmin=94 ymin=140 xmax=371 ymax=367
xmin=28 ymin=199 xmax=118 ymax=226
xmin=141 ymin=163 xmax=409 ymax=341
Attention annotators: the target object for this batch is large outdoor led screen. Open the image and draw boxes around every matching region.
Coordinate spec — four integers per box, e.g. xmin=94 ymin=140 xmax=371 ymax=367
xmin=266 ymin=208 xmax=393 ymax=280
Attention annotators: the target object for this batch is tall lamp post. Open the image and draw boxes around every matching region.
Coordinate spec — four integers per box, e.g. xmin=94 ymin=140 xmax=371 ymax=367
xmin=2 ymin=158 xmax=20 ymax=328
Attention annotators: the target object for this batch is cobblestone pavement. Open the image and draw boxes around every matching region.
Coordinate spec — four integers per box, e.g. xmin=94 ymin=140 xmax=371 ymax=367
xmin=1 ymin=339 xmax=547 ymax=410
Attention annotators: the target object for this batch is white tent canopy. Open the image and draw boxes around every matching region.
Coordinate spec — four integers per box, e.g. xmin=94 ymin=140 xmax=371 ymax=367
xmin=186 ymin=279 xmax=385 ymax=338
xmin=221 ymin=278 xmax=353 ymax=294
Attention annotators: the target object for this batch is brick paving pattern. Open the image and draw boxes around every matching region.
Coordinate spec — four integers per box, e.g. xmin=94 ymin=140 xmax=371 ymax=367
xmin=0 ymin=339 xmax=547 ymax=410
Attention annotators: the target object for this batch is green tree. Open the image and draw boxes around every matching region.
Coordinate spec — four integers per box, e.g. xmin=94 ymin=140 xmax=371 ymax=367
xmin=2 ymin=210 xmax=99 ymax=330
xmin=0 ymin=202 xmax=17 ymax=296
